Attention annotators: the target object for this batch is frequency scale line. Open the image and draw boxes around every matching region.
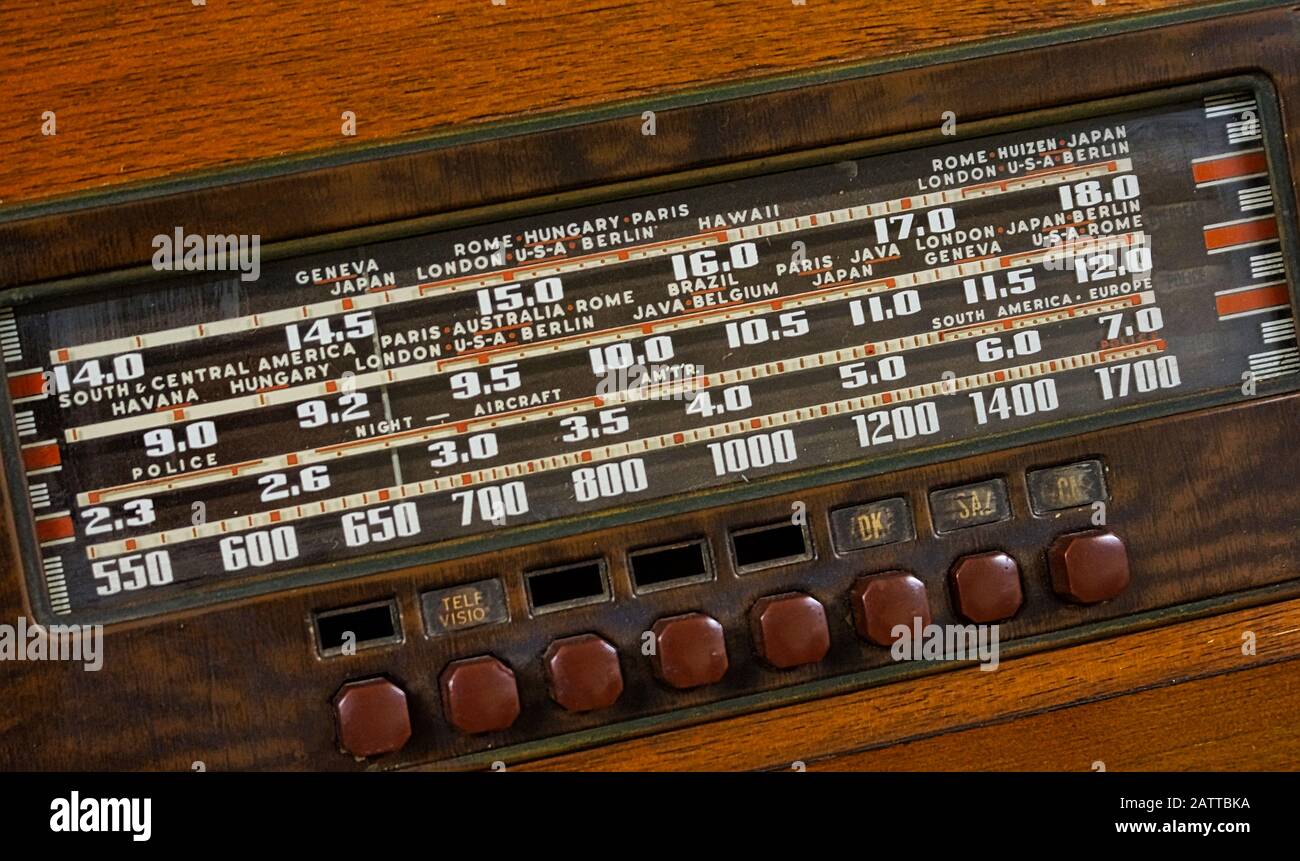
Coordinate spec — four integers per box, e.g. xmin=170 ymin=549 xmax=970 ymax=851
xmin=61 ymin=231 xmax=1147 ymax=445
xmin=75 ymin=288 xmax=1155 ymax=506
xmin=48 ymin=158 xmax=1133 ymax=366
xmin=82 ymin=337 xmax=1165 ymax=561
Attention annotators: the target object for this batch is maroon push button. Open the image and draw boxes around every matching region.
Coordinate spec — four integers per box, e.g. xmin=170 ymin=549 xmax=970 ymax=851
xmin=750 ymin=592 xmax=831 ymax=669
xmin=441 ymin=655 xmax=521 ymax=734
xmin=1048 ymin=529 xmax=1131 ymax=604
xmin=333 ymin=677 xmax=412 ymax=758
xmin=851 ymin=572 xmax=931 ymax=646
xmin=650 ymin=612 xmax=729 ymax=689
xmin=544 ymin=634 xmax=624 ymax=712
xmin=950 ymin=551 xmax=1023 ymax=623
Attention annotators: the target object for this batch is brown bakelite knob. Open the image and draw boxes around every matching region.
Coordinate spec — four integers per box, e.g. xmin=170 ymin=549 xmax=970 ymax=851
xmin=333 ymin=677 xmax=412 ymax=758
xmin=544 ymin=634 xmax=624 ymax=712
xmin=1048 ymin=530 xmax=1131 ymax=604
xmin=851 ymin=572 xmax=931 ymax=646
xmin=950 ymin=551 xmax=1023 ymax=623
xmin=650 ymin=613 xmax=729 ymax=689
xmin=441 ymin=655 xmax=521 ymax=734
xmin=750 ymin=592 xmax=831 ymax=669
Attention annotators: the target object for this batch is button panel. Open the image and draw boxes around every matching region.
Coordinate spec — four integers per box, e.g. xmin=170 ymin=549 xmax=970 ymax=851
xmin=314 ymin=457 xmax=1161 ymax=763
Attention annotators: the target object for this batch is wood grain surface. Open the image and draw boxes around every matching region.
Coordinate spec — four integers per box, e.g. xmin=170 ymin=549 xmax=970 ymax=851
xmin=0 ymin=0 xmax=1204 ymax=207
xmin=820 ymin=659 xmax=1300 ymax=770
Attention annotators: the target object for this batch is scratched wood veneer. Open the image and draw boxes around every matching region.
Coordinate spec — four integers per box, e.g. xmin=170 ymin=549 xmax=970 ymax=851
xmin=2 ymin=0 xmax=1300 ymax=771
xmin=0 ymin=0 xmax=1207 ymax=206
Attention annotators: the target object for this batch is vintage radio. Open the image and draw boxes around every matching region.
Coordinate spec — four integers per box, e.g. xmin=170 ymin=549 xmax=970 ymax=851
xmin=1 ymin=0 xmax=1297 ymax=771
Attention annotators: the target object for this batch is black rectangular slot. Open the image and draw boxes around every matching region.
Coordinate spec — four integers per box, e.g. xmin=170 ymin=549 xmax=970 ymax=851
xmin=525 ymin=561 xmax=610 ymax=614
xmin=731 ymin=521 xmax=811 ymax=572
xmin=314 ymin=600 xmax=401 ymax=656
xmin=629 ymin=541 xmax=713 ymax=594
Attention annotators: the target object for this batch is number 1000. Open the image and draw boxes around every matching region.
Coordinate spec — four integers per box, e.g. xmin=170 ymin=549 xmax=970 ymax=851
xmin=707 ymin=430 xmax=797 ymax=476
